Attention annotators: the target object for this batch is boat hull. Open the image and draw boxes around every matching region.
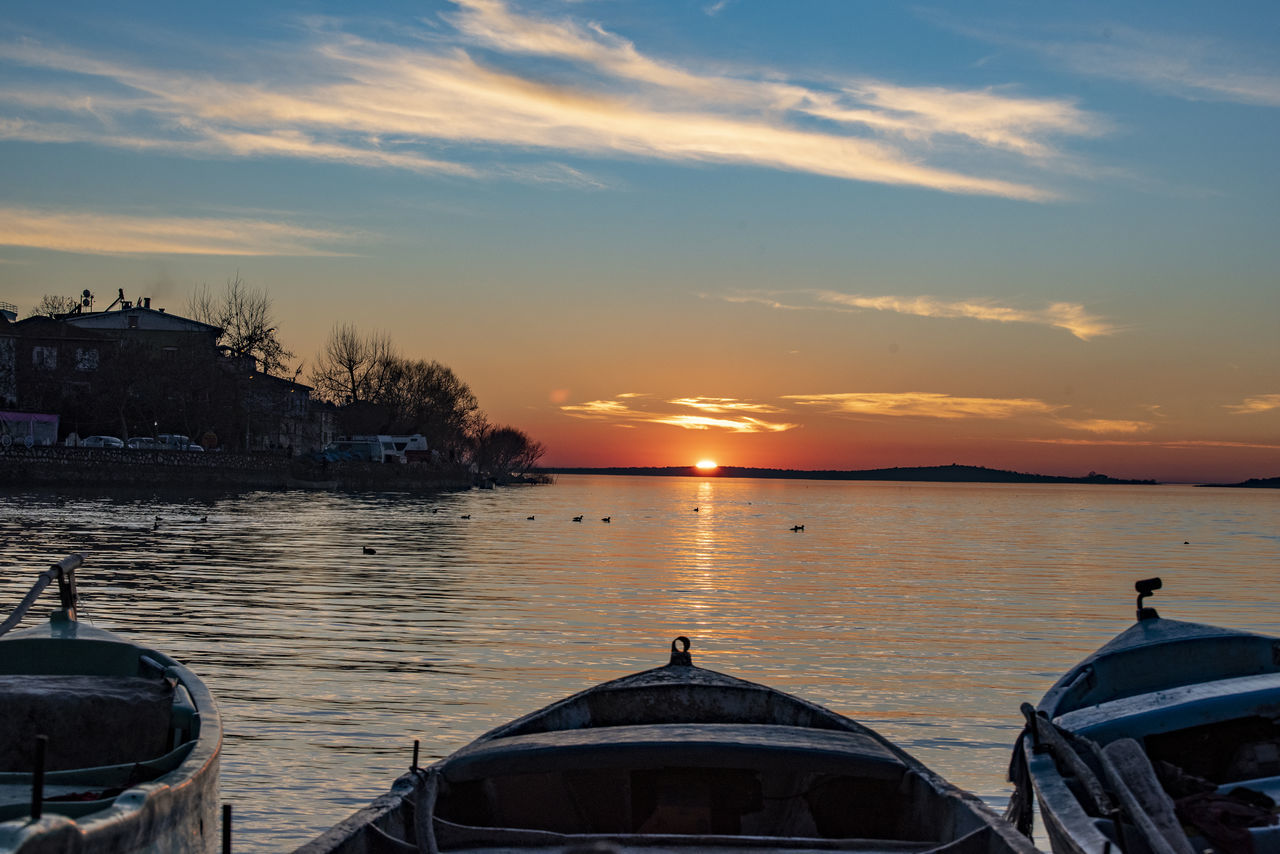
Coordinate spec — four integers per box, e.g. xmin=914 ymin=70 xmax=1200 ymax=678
xmin=298 ymin=645 xmax=1039 ymax=854
xmin=0 ymin=621 xmax=222 ymax=854
xmin=1019 ymin=613 xmax=1280 ymax=854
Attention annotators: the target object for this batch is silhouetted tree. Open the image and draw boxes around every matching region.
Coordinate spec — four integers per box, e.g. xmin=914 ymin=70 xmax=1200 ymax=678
xmin=471 ymin=422 xmax=545 ymax=478
xmin=26 ymin=295 xmax=79 ymax=318
xmin=308 ymin=324 xmax=398 ymax=406
xmin=385 ymin=359 xmax=481 ymax=456
xmin=310 ymin=325 xmax=541 ymax=466
xmin=187 ymin=272 xmax=295 ymax=377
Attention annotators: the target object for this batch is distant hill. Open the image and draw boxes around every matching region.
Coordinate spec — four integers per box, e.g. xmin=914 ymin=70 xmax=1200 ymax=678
xmin=540 ymin=463 xmax=1158 ymax=485
xmin=1196 ymin=476 xmax=1280 ymax=489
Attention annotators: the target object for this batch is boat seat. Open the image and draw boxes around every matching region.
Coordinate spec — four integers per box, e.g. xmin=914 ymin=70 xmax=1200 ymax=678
xmin=0 ymin=675 xmax=174 ymax=772
xmin=434 ymin=724 xmax=923 ymax=840
xmin=442 ymin=723 xmax=908 ymax=782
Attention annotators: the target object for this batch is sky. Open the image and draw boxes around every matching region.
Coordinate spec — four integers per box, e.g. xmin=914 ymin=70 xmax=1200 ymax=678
xmin=1 ymin=1 xmax=1278 ymax=483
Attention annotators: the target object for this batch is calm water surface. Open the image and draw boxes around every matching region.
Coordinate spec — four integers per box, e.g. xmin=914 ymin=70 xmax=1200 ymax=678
xmin=1 ymin=476 xmax=1277 ymax=851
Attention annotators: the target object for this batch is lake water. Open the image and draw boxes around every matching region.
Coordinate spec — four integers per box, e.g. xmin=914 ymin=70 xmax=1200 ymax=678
xmin=1 ymin=475 xmax=1277 ymax=851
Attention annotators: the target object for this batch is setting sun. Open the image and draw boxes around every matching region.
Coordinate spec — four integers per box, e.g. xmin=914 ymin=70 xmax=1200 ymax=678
xmin=694 ymin=459 xmax=719 ymax=471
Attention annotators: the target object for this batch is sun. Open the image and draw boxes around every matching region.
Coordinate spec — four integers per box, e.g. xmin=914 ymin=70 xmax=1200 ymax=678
xmin=694 ymin=459 xmax=719 ymax=471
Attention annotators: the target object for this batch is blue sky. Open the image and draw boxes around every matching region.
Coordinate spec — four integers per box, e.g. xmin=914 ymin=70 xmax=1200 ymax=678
xmin=2 ymin=1 xmax=1278 ymax=480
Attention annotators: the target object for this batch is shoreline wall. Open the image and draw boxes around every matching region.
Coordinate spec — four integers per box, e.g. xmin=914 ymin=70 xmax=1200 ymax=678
xmin=0 ymin=446 xmax=473 ymax=492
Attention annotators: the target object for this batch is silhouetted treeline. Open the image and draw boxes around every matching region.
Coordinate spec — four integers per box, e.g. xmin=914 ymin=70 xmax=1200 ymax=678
xmin=1197 ymin=476 xmax=1280 ymax=488
xmin=540 ymin=463 xmax=1159 ymax=485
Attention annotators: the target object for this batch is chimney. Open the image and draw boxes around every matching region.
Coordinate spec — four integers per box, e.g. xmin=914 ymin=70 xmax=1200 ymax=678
xmin=143 ymin=297 xmax=151 ymax=309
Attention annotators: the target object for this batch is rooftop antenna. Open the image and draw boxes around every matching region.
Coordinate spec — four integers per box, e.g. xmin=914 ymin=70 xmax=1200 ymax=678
xmin=1135 ymin=577 xmax=1162 ymax=621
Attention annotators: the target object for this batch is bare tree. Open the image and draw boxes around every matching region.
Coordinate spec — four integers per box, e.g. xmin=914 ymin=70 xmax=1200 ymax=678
xmin=471 ymin=422 xmax=546 ymax=478
xmin=387 ymin=359 xmax=481 ymax=455
xmin=187 ymin=272 xmax=296 ymax=377
xmin=26 ymin=294 xmax=80 ymax=318
xmin=308 ymin=324 xmax=399 ymax=406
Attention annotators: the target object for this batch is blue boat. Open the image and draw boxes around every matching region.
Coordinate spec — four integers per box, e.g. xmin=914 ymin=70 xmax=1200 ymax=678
xmin=299 ymin=637 xmax=1040 ymax=854
xmin=1009 ymin=579 xmax=1280 ymax=854
xmin=0 ymin=555 xmax=222 ymax=853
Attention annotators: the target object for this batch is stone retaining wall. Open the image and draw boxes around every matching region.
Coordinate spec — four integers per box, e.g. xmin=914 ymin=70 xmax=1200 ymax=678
xmin=0 ymin=446 xmax=472 ymax=492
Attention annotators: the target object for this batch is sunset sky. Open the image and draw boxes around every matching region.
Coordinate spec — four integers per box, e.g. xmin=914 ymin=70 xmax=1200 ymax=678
xmin=2 ymin=1 xmax=1277 ymax=482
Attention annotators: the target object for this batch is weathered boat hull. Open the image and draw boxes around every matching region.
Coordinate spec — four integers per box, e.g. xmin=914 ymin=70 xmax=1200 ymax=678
xmin=298 ymin=640 xmax=1040 ymax=854
xmin=1016 ymin=591 xmax=1280 ymax=854
xmin=0 ymin=620 xmax=222 ymax=854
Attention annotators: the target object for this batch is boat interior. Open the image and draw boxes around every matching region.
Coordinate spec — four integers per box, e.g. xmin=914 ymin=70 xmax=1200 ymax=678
xmin=0 ymin=636 xmax=204 ymax=822
xmin=1048 ymin=671 xmax=1280 ymax=853
xmin=420 ymin=723 xmax=988 ymax=852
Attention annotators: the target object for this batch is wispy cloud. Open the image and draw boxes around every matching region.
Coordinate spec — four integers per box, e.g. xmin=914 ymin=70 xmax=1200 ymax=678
xmin=562 ymin=393 xmax=796 ymax=432
xmin=0 ymin=1 xmax=1105 ymax=199
xmin=717 ymin=288 xmax=1117 ymax=340
xmin=1026 ymin=438 xmax=1280 ymax=450
xmin=667 ymin=397 xmax=784 ymax=414
xmin=0 ymin=207 xmax=350 ymax=256
xmin=784 ymin=392 xmax=1059 ymax=419
xmin=932 ymin=15 xmax=1280 ymax=108
xmin=1225 ymin=394 xmax=1280 ymax=415
xmin=1057 ymin=418 xmax=1153 ymax=434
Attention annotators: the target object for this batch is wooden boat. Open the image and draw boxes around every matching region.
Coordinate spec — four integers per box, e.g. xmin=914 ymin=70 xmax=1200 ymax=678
xmin=298 ymin=637 xmax=1040 ymax=854
xmin=0 ymin=555 xmax=222 ymax=853
xmin=1008 ymin=578 xmax=1280 ymax=854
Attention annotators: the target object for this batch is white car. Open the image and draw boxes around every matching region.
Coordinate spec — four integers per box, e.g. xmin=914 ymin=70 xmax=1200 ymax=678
xmin=82 ymin=435 xmax=125 ymax=448
xmin=126 ymin=437 xmax=162 ymax=450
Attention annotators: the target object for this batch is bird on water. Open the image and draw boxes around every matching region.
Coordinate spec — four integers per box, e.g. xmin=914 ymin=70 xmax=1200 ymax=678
xmin=602 ymin=516 xmax=611 ymax=523
xmin=791 ymin=524 xmax=805 ymax=532
xmin=362 ymin=546 xmax=376 ymax=554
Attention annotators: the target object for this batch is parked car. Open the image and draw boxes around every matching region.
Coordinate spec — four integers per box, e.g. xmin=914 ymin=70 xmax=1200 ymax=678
xmin=186 ymin=444 xmax=205 ymax=452
xmin=82 ymin=435 xmax=125 ymax=448
xmin=157 ymin=433 xmax=195 ymax=450
xmin=126 ymin=437 xmax=162 ymax=450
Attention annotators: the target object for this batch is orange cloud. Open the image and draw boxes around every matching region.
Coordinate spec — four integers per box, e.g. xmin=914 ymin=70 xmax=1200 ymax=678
xmin=666 ymin=397 xmax=784 ymax=414
xmin=1057 ymin=418 xmax=1154 ymax=434
xmin=1224 ymin=394 xmax=1280 ymax=415
xmin=562 ymin=394 xmax=796 ymax=433
xmin=784 ymin=391 xmax=1059 ymax=419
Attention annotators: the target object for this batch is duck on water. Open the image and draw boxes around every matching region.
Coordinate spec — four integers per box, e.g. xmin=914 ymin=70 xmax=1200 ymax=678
xmin=297 ymin=636 xmax=1039 ymax=854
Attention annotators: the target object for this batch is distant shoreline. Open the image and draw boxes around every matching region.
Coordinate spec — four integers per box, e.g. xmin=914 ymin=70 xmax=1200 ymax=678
xmin=1194 ymin=476 xmax=1280 ymax=489
xmin=539 ymin=463 xmax=1162 ymax=485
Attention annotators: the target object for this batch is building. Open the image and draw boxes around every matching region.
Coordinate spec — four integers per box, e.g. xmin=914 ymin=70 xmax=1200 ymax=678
xmin=0 ymin=290 xmax=327 ymax=452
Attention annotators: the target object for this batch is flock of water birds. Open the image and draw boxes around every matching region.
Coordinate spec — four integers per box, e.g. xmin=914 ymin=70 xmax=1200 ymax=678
xmin=346 ymin=505 xmax=808 ymax=554
xmin=101 ymin=504 xmax=808 ymax=560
